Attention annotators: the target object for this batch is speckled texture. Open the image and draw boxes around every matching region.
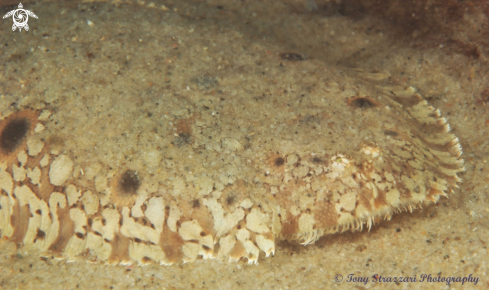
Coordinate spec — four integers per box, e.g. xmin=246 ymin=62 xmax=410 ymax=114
xmin=0 ymin=0 xmax=487 ymax=289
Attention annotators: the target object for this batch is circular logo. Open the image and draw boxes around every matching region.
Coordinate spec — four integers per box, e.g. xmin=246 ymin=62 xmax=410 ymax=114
xmin=13 ymin=9 xmax=28 ymax=26
xmin=334 ymin=274 xmax=343 ymax=282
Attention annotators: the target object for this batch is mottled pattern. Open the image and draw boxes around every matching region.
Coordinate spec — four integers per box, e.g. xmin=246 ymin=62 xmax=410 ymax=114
xmin=0 ymin=0 xmax=465 ymax=267
xmin=0 ymin=77 xmax=464 ymax=266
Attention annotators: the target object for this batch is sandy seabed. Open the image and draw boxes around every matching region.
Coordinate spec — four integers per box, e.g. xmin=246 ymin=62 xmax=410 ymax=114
xmin=0 ymin=0 xmax=487 ymax=289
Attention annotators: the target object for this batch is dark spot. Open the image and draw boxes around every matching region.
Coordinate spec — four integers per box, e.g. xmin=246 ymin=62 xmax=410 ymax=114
xmin=226 ymin=195 xmax=235 ymax=206
xmin=0 ymin=117 xmax=29 ymax=154
xmin=94 ymin=231 xmax=102 ymax=237
xmin=87 ymin=218 xmax=92 ymax=227
xmin=348 ymin=96 xmax=378 ymax=109
xmin=355 ymin=245 xmax=367 ymax=253
xmin=202 ymin=245 xmax=211 ymax=251
xmin=86 ymin=51 xmax=95 ymax=60
xmin=384 ymin=130 xmax=399 ymax=137
xmin=352 ymin=174 xmax=356 ymax=179
xmin=237 ymin=224 xmax=241 ymax=230
xmin=118 ymin=170 xmax=140 ymax=196
xmin=192 ymin=199 xmax=200 ymax=208
xmin=312 ymin=157 xmax=323 ymax=164
xmin=75 ymin=232 xmax=85 ymax=239
xmin=36 ymin=229 xmax=46 ymax=240
xmin=104 ymin=238 xmax=111 ymax=243
xmin=172 ymin=132 xmax=192 ymax=147
xmin=274 ymin=157 xmax=285 ymax=167
xmin=396 ymin=228 xmax=401 ymax=232
xmin=141 ymin=256 xmax=152 ymax=263
xmin=134 ymin=238 xmax=142 ymax=243
xmin=279 ymin=52 xmax=305 ymax=61
xmin=200 ymin=231 xmax=206 ymax=237
xmin=102 ymin=219 xmax=107 ymax=226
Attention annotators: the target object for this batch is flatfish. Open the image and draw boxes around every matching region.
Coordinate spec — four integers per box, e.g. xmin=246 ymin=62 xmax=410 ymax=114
xmin=0 ymin=2 xmax=464 ymax=266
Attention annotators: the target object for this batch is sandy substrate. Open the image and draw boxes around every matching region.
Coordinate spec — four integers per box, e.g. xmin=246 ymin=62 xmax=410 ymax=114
xmin=0 ymin=0 xmax=487 ymax=289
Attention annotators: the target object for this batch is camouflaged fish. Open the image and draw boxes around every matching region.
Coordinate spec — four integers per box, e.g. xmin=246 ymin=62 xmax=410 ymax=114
xmin=0 ymin=2 xmax=464 ymax=267
xmin=0 ymin=77 xmax=464 ymax=266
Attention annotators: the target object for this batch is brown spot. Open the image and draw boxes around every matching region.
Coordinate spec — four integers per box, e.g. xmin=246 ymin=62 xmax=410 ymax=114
xmin=220 ymin=181 xmax=250 ymax=213
xmin=200 ymin=231 xmax=206 ymax=237
xmin=141 ymin=256 xmax=153 ymax=264
xmin=36 ymin=229 xmax=46 ymax=240
xmin=0 ymin=117 xmax=29 ymax=155
xmin=35 ymin=209 xmax=42 ymax=215
xmin=355 ymin=244 xmax=367 ymax=252
xmin=75 ymin=232 xmax=85 ymax=239
xmin=384 ymin=130 xmax=399 ymax=137
xmin=111 ymin=170 xmax=140 ymax=208
xmin=86 ymin=51 xmax=95 ymax=60
xmin=192 ymin=199 xmax=200 ymax=208
xmin=274 ymin=157 xmax=285 ymax=167
xmin=226 ymin=195 xmax=235 ymax=206
xmin=347 ymin=96 xmax=380 ymax=109
xmin=312 ymin=157 xmax=323 ymax=164
xmin=279 ymin=52 xmax=305 ymax=61
xmin=119 ymin=170 xmax=140 ymax=196
xmin=266 ymin=154 xmax=287 ymax=172
xmin=0 ymin=110 xmax=38 ymax=164
xmin=94 ymin=231 xmax=102 ymax=237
